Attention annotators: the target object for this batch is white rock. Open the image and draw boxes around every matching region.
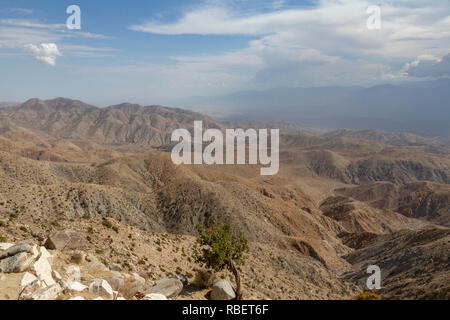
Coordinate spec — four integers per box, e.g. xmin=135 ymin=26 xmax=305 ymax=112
xmin=65 ymin=265 xmax=81 ymax=283
xmin=210 ymin=280 xmax=236 ymax=300
xmin=116 ymin=297 xmax=126 ymax=300
xmin=68 ymin=296 xmax=85 ymax=300
xmin=67 ymin=281 xmax=88 ymax=292
xmin=93 ymin=297 xmax=104 ymax=300
xmin=20 ymin=272 xmax=38 ymax=289
xmin=22 ymin=283 xmax=62 ymax=300
xmin=89 ymin=279 xmax=114 ymax=299
xmin=142 ymin=293 xmax=168 ymax=300
xmin=0 ymin=243 xmax=14 ymax=251
xmin=30 ymin=248 xmax=55 ymax=287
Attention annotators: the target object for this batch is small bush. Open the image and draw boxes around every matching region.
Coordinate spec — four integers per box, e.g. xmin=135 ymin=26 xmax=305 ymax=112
xmin=193 ymin=269 xmax=216 ymax=289
xmin=354 ymin=292 xmax=381 ymax=300
xmin=102 ymin=219 xmax=113 ymax=229
xmin=0 ymin=235 xmax=6 ymax=242
xmin=20 ymin=226 xmax=28 ymax=233
xmin=138 ymin=259 xmax=146 ymax=265
xmin=51 ymin=221 xmax=60 ymax=227
xmin=82 ymin=213 xmax=91 ymax=220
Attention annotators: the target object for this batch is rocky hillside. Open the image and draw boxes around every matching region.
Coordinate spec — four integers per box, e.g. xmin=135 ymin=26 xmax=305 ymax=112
xmin=335 ymin=182 xmax=450 ymax=227
xmin=0 ymin=98 xmax=224 ymax=147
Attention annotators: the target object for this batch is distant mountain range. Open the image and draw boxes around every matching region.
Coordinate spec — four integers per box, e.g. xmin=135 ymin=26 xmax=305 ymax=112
xmin=1 ymin=97 xmax=449 ymax=148
xmin=181 ymin=79 xmax=450 ymax=137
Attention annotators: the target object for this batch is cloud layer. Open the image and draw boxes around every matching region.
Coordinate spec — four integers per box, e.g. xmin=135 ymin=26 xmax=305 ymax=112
xmin=129 ymin=0 xmax=450 ymax=91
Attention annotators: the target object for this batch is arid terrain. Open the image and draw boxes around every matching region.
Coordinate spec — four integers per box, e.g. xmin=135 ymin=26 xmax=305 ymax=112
xmin=0 ymin=98 xmax=449 ymax=300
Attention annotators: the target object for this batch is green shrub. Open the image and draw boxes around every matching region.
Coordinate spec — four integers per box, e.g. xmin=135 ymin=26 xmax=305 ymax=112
xmin=19 ymin=226 xmax=28 ymax=233
xmin=193 ymin=223 xmax=249 ymax=299
xmin=102 ymin=219 xmax=113 ymax=229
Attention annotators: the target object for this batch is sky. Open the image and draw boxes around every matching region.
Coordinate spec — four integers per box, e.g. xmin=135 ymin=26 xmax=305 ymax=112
xmin=0 ymin=0 xmax=449 ymax=106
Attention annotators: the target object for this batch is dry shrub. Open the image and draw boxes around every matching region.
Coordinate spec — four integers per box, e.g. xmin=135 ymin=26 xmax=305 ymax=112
xmin=193 ymin=269 xmax=216 ymax=289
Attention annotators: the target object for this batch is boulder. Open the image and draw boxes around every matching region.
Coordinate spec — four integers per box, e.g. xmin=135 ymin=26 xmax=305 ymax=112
xmin=0 ymin=241 xmax=39 ymax=273
xmin=210 ymin=280 xmax=236 ymax=300
xmin=145 ymin=277 xmax=183 ymax=299
xmin=0 ymin=241 xmax=37 ymax=259
xmin=89 ymin=279 xmax=114 ymax=299
xmin=142 ymin=293 xmax=168 ymax=300
xmin=67 ymin=281 xmax=88 ymax=292
xmin=20 ymin=272 xmax=38 ymax=289
xmin=44 ymin=230 xmax=86 ymax=251
xmin=22 ymin=283 xmax=62 ymax=300
xmin=19 ymin=279 xmax=42 ymax=298
xmin=0 ymin=243 xmax=14 ymax=251
xmin=169 ymin=274 xmax=188 ymax=286
xmin=30 ymin=247 xmax=55 ymax=286
xmin=0 ymin=249 xmax=38 ymax=273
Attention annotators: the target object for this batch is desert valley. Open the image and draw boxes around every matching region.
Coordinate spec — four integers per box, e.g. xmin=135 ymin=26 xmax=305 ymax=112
xmin=0 ymin=98 xmax=448 ymax=300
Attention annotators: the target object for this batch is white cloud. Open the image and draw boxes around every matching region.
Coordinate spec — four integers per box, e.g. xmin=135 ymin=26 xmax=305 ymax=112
xmin=0 ymin=19 xmax=112 ymax=52
xmin=5 ymin=8 xmax=33 ymax=14
xmin=25 ymin=43 xmax=62 ymax=66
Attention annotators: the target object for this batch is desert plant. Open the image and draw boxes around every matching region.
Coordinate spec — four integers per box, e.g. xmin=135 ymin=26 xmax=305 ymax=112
xmin=193 ymin=223 xmax=249 ymax=300
xmin=354 ymin=291 xmax=381 ymax=300
xmin=193 ymin=269 xmax=216 ymax=289
xmin=102 ymin=219 xmax=113 ymax=229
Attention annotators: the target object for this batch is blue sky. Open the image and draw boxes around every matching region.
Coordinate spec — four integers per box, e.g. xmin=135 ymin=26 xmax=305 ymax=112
xmin=0 ymin=0 xmax=449 ymax=106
